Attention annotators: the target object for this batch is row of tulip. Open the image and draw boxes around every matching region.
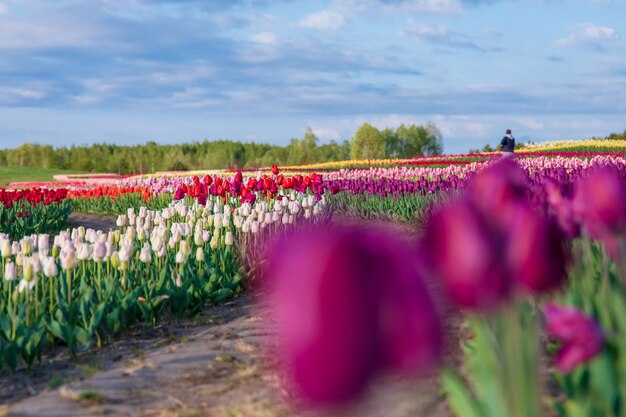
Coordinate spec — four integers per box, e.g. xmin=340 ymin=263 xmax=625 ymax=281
xmin=0 ymin=186 xmax=328 ymax=371
xmin=521 ymin=139 xmax=626 ymax=153
xmin=262 ymin=159 xmax=626 ymax=416
xmin=0 ymin=188 xmax=72 ymax=239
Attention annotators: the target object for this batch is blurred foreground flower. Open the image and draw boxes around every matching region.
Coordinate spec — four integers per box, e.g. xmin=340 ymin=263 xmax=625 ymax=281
xmin=265 ymin=226 xmax=443 ymax=407
xmin=572 ymin=166 xmax=626 ymax=257
xmin=544 ymin=304 xmax=604 ymax=372
xmin=423 ymin=160 xmax=569 ymax=308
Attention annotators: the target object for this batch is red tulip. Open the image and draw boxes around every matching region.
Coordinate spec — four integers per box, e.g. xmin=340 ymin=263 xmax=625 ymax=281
xmin=271 ymin=164 xmax=280 ymax=175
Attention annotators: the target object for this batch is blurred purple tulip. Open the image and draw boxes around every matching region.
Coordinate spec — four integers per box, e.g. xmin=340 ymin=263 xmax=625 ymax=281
xmin=266 ymin=226 xmax=443 ymax=407
xmin=572 ymin=166 xmax=626 ymax=242
xmin=423 ymin=197 xmax=513 ymax=309
xmin=544 ymin=304 xmax=604 ymax=372
xmin=506 ymin=203 xmax=569 ymax=293
xmin=467 ymin=159 xmax=529 ymax=226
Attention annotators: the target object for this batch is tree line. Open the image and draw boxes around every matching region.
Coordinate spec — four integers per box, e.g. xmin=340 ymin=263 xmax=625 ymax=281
xmin=0 ymin=123 xmax=443 ymax=174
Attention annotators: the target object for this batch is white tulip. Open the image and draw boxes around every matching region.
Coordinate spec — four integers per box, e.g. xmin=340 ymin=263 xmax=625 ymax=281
xmin=139 ymin=244 xmax=152 ymax=264
xmin=116 ymin=215 xmax=128 ymax=227
xmin=196 ymin=247 xmax=205 ymax=262
xmin=1 ymin=240 xmax=11 ymax=258
xmin=77 ymin=243 xmax=91 ymax=261
xmin=225 ymin=231 xmax=234 ymax=246
xmin=43 ymin=257 xmax=59 ymax=278
xmin=4 ymin=261 xmax=16 ymax=281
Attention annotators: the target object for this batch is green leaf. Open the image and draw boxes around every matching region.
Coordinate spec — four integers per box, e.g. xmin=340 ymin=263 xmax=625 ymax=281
xmin=441 ymin=368 xmax=486 ymax=417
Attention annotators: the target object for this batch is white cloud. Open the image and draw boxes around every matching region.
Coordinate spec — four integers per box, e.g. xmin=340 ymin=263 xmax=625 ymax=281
xmin=555 ymin=23 xmax=620 ymax=50
xmin=0 ymin=87 xmax=46 ymax=103
xmin=249 ymin=31 xmax=278 ymax=44
xmin=331 ymin=0 xmax=462 ymax=15
xmin=297 ymin=10 xmax=345 ymax=30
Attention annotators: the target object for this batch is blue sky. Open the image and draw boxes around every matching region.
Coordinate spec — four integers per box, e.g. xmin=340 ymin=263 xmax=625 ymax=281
xmin=0 ymin=0 xmax=625 ymax=153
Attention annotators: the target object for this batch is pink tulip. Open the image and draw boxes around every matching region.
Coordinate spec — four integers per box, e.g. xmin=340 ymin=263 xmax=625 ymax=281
xmin=266 ymin=226 xmax=442 ymax=407
xmin=544 ymin=304 xmax=604 ymax=372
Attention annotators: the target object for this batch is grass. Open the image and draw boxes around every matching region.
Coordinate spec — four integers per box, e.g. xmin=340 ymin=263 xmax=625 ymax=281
xmin=0 ymin=166 xmax=87 ymax=187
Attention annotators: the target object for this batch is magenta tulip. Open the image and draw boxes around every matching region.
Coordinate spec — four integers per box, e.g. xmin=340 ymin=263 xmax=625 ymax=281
xmin=266 ymin=226 xmax=443 ymax=407
xmin=467 ymin=159 xmax=529 ymax=227
xmin=422 ymin=197 xmax=512 ymax=309
xmin=506 ymin=203 xmax=569 ymax=293
xmin=572 ymin=166 xmax=626 ymax=240
xmin=544 ymin=304 xmax=604 ymax=372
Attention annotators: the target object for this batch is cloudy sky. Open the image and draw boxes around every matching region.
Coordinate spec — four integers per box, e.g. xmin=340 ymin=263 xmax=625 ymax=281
xmin=0 ymin=0 xmax=625 ymax=153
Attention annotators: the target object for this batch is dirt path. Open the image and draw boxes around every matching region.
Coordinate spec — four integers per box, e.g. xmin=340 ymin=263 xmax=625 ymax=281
xmin=67 ymin=212 xmax=118 ymax=232
xmin=4 ymin=298 xmax=460 ymax=417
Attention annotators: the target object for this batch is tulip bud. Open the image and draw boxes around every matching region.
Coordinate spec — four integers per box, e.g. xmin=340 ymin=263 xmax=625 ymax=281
xmin=194 ymin=231 xmax=203 ymax=246
xmin=24 ymin=262 xmax=33 ymax=283
xmin=38 ymin=234 xmax=50 ymax=253
xmin=110 ymin=251 xmax=120 ymax=269
xmin=210 ymin=236 xmax=219 ymax=250
xmin=175 ymin=250 xmax=185 ymax=264
xmin=180 ymin=240 xmax=191 ymax=256
xmin=15 ymin=252 xmax=24 ymax=267
xmin=225 ymin=231 xmax=234 ymax=246
xmin=196 ymin=247 xmax=205 ymax=262
xmin=4 ymin=261 xmax=16 ymax=281
xmin=1 ymin=240 xmax=11 ymax=258
xmin=61 ymin=251 xmax=76 ymax=271
xmin=12 ymin=241 xmax=20 ymax=255
xmin=30 ymin=256 xmax=41 ymax=274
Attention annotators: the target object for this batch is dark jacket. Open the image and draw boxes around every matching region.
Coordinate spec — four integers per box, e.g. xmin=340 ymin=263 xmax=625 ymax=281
xmin=501 ymin=135 xmax=515 ymax=152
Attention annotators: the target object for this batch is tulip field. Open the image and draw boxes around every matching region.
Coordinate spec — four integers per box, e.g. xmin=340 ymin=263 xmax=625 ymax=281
xmin=3 ymin=139 xmax=626 ymax=416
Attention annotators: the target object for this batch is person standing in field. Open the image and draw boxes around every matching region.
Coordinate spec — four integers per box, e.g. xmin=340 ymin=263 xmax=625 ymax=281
xmin=500 ymin=129 xmax=515 ymax=158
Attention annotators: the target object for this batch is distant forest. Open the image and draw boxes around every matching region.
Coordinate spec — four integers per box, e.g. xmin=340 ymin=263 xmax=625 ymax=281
xmin=0 ymin=123 xmax=443 ymax=174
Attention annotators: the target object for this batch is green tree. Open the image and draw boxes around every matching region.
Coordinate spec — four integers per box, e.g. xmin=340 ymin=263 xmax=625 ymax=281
xmin=351 ymin=123 xmax=385 ymax=160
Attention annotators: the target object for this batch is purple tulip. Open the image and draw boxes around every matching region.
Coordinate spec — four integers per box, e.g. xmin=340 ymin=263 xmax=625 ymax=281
xmin=544 ymin=304 xmax=604 ymax=372
xmin=505 ymin=202 xmax=569 ymax=293
xmin=467 ymin=159 xmax=529 ymax=227
xmin=572 ymin=166 xmax=626 ymax=241
xmin=422 ymin=197 xmax=513 ymax=309
xmin=266 ymin=226 xmax=443 ymax=407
